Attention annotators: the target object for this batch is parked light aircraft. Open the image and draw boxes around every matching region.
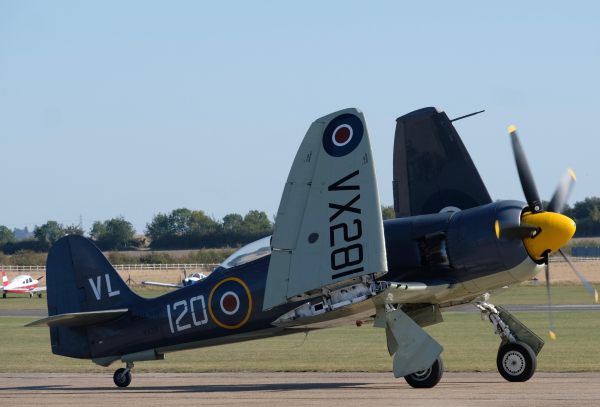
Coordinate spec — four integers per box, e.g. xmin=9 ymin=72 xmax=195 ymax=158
xmin=2 ymin=270 xmax=46 ymax=298
xmin=142 ymin=271 xmax=207 ymax=289
xmin=28 ymin=107 xmax=597 ymax=388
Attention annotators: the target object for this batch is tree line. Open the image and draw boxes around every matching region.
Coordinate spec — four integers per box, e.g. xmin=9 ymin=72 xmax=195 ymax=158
xmin=1 ymin=197 xmax=600 ymax=254
xmin=0 ymin=208 xmax=273 ymax=253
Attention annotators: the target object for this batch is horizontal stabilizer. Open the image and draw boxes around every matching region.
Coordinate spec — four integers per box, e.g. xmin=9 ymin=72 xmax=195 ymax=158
xmin=385 ymin=308 xmax=443 ymax=377
xmin=25 ymin=308 xmax=128 ymax=327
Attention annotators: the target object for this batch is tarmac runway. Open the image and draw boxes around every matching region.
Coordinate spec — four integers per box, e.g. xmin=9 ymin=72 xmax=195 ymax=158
xmin=1 ymin=372 xmax=598 ymax=407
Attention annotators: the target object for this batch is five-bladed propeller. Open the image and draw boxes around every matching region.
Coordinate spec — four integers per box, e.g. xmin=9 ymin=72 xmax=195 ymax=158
xmin=498 ymin=125 xmax=597 ymax=339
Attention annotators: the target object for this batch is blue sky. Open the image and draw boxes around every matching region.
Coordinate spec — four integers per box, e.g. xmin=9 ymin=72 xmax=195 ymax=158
xmin=1 ymin=1 xmax=598 ymax=233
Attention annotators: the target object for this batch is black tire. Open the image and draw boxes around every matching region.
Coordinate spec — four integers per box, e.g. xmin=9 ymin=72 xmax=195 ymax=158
xmin=2 ymin=293 xmax=6 ymax=299
xmin=113 ymin=368 xmax=132 ymax=388
xmin=497 ymin=341 xmax=536 ymax=382
xmin=404 ymin=357 xmax=444 ymax=388
xmin=37 ymin=293 xmax=42 ymax=298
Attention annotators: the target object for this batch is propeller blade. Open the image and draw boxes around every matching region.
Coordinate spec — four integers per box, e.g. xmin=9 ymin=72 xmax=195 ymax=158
xmin=547 ymin=169 xmax=576 ymax=213
xmin=495 ymin=220 xmax=539 ymax=239
xmin=558 ymin=249 xmax=599 ymax=303
xmin=508 ymin=125 xmax=543 ymax=213
xmin=36 ymin=276 xmax=44 ymax=281
xmin=544 ymin=257 xmax=557 ymax=340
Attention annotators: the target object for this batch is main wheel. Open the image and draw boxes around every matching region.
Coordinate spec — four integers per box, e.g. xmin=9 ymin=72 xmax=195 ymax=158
xmin=2 ymin=293 xmax=6 ymax=299
xmin=113 ymin=368 xmax=132 ymax=388
xmin=404 ymin=357 xmax=444 ymax=388
xmin=497 ymin=341 xmax=536 ymax=382
xmin=37 ymin=293 xmax=43 ymax=298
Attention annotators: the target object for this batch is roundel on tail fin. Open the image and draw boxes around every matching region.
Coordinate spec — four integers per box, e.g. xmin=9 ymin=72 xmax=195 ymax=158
xmin=322 ymin=113 xmax=364 ymax=157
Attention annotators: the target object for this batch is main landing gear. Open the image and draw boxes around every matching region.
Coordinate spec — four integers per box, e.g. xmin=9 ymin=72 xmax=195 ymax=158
xmin=404 ymin=357 xmax=444 ymax=388
xmin=477 ymin=298 xmax=544 ymax=383
xmin=113 ymin=362 xmax=134 ymax=388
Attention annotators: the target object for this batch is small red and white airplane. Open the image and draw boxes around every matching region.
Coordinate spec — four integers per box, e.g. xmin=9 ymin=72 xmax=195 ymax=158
xmin=1 ymin=270 xmax=46 ymax=298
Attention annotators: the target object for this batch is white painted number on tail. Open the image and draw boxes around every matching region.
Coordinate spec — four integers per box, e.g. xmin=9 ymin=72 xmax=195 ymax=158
xmin=88 ymin=274 xmax=121 ymax=301
xmin=166 ymin=295 xmax=208 ymax=334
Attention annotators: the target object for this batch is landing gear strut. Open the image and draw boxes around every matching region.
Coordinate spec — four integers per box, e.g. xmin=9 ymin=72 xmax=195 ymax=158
xmin=404 ymin=357 xmax=444 ymax=388
xmin=477 ymin=298 xmax=543 ymax=383
xmin=113 ymin=362 xmax=134 ymax=388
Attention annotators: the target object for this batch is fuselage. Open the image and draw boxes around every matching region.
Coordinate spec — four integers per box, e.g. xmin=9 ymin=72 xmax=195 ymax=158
xmin=80 ymin=200 xmax=542 ymax=366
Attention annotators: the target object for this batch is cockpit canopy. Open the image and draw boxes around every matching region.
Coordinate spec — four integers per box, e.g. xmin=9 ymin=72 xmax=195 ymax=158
xmin=219 ymin=236 xmax=272 ymax=269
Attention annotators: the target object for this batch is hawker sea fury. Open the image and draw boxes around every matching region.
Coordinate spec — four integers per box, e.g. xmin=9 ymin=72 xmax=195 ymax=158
xmin=28 ymin=107 xmax=596 ymax=388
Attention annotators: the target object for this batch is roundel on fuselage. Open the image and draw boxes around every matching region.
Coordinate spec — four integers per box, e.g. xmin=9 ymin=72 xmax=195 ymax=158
xmin=208 ymin=277 xmax=253 ymax=330
xmin=322 ymin=113 xmax=364 ymax=157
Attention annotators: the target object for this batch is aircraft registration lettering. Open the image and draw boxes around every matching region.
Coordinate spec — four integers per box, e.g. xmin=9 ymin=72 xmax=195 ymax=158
xmin=328 ymin=170 xmax=364 ymax=280
xmin=166 ymin=295 xmax=208 ymax=334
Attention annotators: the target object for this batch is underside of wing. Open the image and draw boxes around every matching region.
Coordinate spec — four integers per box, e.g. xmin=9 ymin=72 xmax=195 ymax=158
xmin=263 ymin=108 xmax=387 ymax=310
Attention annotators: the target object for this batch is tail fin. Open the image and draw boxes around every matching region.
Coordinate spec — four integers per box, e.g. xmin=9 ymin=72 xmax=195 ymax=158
xmin=44 ymin=236 xmax=141 ymax=358
xmin=47 ymin=235 xmax=140 ymax=316
xmin=393 ymin=107 xmax=491 ymax=217
xmin=2 ymin=270 xmax=8 ymax=287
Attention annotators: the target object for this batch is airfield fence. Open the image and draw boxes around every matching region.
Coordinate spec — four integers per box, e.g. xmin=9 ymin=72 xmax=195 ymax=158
xmin=2 ymin=257 xmax=600 ymax=273
xmin=0 ymin=263 xmax=220 ymax=273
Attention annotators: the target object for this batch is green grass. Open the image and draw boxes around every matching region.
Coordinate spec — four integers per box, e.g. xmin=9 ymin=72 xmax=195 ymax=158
xmin=491 ymin=283 xmax=600 ymax=305
xmin=1 ymin=311 xmax=598 ymax=373
xmin=2 ymin=284 xmax=597 ymax=311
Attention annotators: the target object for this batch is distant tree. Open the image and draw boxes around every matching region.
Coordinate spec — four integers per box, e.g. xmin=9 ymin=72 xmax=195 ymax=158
xmin=33 ymin=221 xmax=65 ymax=249
xmin=169 ymin=208 xmax=193 ymax=235
xmin=90 ymin=217 xmax=135 ymax=250
xmin=0 ymin=225 xmax=16 ymax=247
xmin=90 ymin=221 xmax=107 ymax=240
xmin=381 ymin=205 xmax=395 ymax=220
xmin=145 ymin=213 xmax=171 ymax=242
xmin=64 ymin=224 xmax=85 ymax=236
xmin=189 ymin=210 xmax=220 ymax=235
xmin=242 ymin=210 xmax=272 ymax=236
xmin=571 ymin=197 xmax=600 ymax=220
xmin=222 ymin=213 xmax=243 ymax=232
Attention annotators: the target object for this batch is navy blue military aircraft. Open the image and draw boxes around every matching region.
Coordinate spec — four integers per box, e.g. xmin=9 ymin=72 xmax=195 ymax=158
xmin=29 ymin=107 xmax=596 ymax=388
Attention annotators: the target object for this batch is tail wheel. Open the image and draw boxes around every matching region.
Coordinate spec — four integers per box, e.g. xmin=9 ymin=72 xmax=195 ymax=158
xmin=404 ymin=357 xmax=444 ymax=388
xmin=113 ymin=368 xmax=132 ymax=388
xmin=497 ymin=341 xmax=536 ymax=382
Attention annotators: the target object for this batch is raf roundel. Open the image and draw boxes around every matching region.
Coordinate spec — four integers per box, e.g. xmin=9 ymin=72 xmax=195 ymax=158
xmin=322 ymin=113 xmax=364 ymax=157
xmin=208 ymin=277 xmax=252 ymax=330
